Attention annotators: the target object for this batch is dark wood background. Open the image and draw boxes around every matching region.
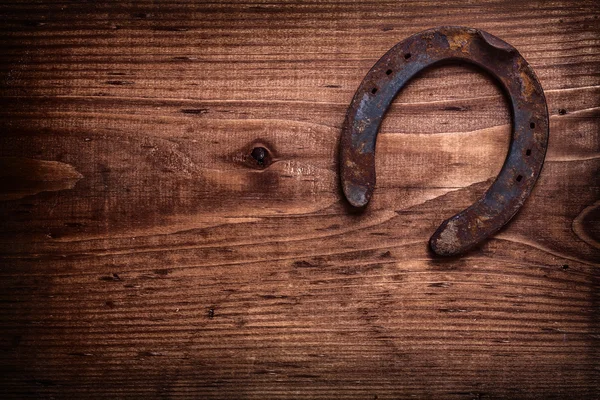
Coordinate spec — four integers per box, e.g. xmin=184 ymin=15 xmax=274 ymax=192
xmin=1 ymin=0 xmax=599 ymax=398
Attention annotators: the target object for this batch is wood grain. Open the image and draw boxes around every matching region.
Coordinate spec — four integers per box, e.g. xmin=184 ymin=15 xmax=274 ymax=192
xmin=0 ymin=0 xmax=598 ymax=398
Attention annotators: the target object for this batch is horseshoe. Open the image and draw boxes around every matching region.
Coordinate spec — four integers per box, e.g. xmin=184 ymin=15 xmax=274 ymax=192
xmin=339 ymin=26 xmax=549 ymax=256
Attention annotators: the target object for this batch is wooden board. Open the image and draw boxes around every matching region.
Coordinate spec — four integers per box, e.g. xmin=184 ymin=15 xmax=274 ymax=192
xmin=0 ymin=0 xmax=598 ymax=398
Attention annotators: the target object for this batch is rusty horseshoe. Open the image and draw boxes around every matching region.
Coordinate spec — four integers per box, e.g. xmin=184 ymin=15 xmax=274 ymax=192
xmin=339 ymin=27 xmax=549 ymax=256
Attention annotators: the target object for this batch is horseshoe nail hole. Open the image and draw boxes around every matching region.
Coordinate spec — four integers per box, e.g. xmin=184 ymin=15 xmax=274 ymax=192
xmin=558 ymin=108 xmax=567 ymax=115
xmin=530 ymin=122 xmax=535 ymax=129
xmin=371 ymin=87 xmax=378 ymax=94
xmin=404 ymin=53 xmax=411 ymax=60
xmin=516 ymin=175 xmax=523 ymax=182
xmin=526 ymin=149 xmax=531 ymax=156
xmin=562 ymin=264 xmax=569 ymax=270
xmin=386 ymin=69 xmax=392 ymax=75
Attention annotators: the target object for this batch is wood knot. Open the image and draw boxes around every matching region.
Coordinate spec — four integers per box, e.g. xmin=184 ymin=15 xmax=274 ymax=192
xmin=240 ymin=140 xmax=276 ymax=169
xmin=251 ymin=146 xmax=269 ymax=166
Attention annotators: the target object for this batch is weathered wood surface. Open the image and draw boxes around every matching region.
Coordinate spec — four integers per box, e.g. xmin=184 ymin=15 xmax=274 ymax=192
xmin=0 ymin=1 xmax=598 ymax=398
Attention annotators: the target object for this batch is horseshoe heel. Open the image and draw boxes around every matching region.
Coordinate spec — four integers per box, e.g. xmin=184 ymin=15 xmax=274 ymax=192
xmin=339 ymin=26 xmax=549 ymax=256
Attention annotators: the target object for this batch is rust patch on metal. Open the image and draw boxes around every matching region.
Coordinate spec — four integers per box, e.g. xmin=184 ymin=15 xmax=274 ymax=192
xmin=518 ymin=59 xmax=536 ymax=97
xmin=339 ymin=26 xmax=549 ymax=256
xmin=446 ymin=30 xmax=473 ymax=52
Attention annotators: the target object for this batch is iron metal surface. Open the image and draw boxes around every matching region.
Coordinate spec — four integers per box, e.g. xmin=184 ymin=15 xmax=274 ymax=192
xmin=339 ymin=26 xmax=549 ymax=256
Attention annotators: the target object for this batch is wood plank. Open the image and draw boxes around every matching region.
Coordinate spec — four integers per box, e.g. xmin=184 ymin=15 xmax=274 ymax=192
xmin=0 ymin=0 xmax=598 ymax=398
